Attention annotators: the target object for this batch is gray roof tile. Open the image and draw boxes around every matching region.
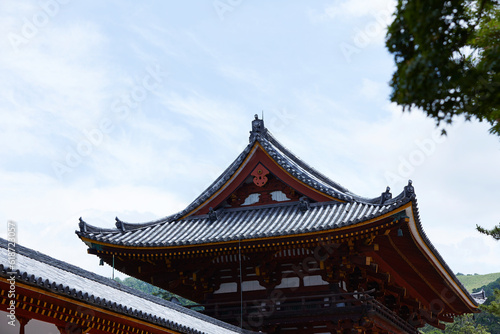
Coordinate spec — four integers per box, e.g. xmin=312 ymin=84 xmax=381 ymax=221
xmin=79 ymin=199 xmax=410 ymax=247
xmin=0 ymin=238 xmax=248 ymax=334
xmin=78 ymin=120 xmax=417 ymax=248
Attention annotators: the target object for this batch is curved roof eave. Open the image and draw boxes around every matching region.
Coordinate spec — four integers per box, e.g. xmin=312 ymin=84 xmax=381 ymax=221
xmin=406 ymin=200 xmax=478 ymax=311
xmin=77 ymin=195 xmax=416 ymax=249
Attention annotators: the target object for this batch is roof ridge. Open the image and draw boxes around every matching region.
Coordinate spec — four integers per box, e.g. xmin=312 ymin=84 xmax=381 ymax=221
xmin=263 ymin=130 xmax=351 ymax=194
xmin=77 ymin=116 xmax=417 ymax=234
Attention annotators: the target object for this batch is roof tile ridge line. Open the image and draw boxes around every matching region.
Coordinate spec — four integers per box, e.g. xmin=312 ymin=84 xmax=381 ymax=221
xmin=78 ymin=218 xmax=121 ymax=234
xmin=0 ymin=237 xmax=247 ymax=332
xmin=409 ymin=199 xmax=478 ymax=307
xmin=173 ymin=139 xmax=257 ymax=218
xmin=260 ymin=133 xmax=350 ymax=202
xmin=263 ymin=130 xmax=353 ymax=194
xmin=194 ymin=200 xmax=413 ymax=244
xmin=182 ymin=199 xmax=350 ymax=220
xmin=263 ymin=132 xmax=412 ymax=207
xmin=82 ymin=141 xmax=258 ymax=234
xmin=114 ymin=215 xmax=177 ymax=232
xmin=357 ymin=186 xmax=404 ymax=206
xmin=149 ymin=139 xmax=259 ymax=226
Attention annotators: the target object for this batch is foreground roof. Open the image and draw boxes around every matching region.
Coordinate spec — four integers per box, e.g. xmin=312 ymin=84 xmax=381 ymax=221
xmin=0 ymin=238 xmax=247 ymax=334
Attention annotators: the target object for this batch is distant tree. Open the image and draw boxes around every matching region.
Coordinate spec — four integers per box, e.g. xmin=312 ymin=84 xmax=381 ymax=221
xmin=419 ymin=324 xmax=444 ymax=333
xmin=474 ymin=289 xmax=500 ymax=333
xmin=476 ymin=223 xmax=500 ymax=240
xmin=419 ymin=314 xmax=491 ymax=333
xmin=443 ymin=314 xmax=490 ymax=333
xmin=386 ymin=0 xmax=500 ymax=136
xmin=471 ymin=278 xmax=500 ymax=331
xmin=115 ymin=277 xmax=200 ymax=309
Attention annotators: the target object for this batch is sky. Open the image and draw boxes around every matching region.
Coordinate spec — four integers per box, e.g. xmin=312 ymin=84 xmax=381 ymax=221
xmin=0 ymin=0 xmax=499 ymax=280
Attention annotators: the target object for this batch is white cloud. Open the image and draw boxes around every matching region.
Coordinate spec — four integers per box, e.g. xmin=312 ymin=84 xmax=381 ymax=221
xmin=324 ymin=0 xmax=396 ymax=19
xmin=0 ymin=6 xmax=114 ymax=173
xmin=159 ymin=92 xmax=248 ymax=149
xmin=0 ymin=169 xmax=188 ymax=276
xmin=359 ymin=77 xmax=389 ymax=100
xmin=435 ymin=236 xmax=500 ymax=275
xmin=218 ymin=64 xmax=274 ymax=93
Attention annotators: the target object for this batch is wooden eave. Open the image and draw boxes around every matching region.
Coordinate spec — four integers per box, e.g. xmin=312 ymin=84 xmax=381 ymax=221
xmin=87 ymin=202 xmax=477 ymax=318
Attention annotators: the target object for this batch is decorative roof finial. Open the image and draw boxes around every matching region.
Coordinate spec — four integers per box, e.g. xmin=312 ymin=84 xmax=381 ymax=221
xmin=298 ymin=196 xmax=310 ymax=212
xmin=404 ymin=180 xmax=415 ymax=198
xmin=208 ymin=207 xmax=218 ymax=223
xmin=78 ymin=217 xmax=87 ymax=233
xmin=380 ymin=186 xmax=392 ymax=205
xmin=249 ymin=114 xmax=267 ymax=143
xmin=115 ymin=217 xmax=126 ymax=232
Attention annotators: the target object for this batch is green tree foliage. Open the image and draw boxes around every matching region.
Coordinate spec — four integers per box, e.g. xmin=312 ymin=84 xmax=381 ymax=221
xmin=481 ymin=289 xmax=500 ymax=316
xmin=419 ymin=324 xmax=444 ymax=333
xmin=470 ymin=278 xmax=500 ymax=332
xmin=476 ymin=223 xmax=500 ymax=240
xmin=386 ymin=0 xmax=500 ymax=135
xmin=114 ymin=277 xmax=161 ymax=295
xmin=476 ymin=293 xmax=500 ymax=332
xmin=114 ymin=277 xmax=200 ymax=309
xmin=420 ymin=278 xmax=500 ymax=333
xmin=444 ymin=314 xmax=490 ymax=333
xmin=419 ymin=314 xmax=491 ymax=333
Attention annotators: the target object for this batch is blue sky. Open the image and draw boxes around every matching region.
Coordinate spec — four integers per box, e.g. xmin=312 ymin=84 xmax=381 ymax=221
xmin=0 ymin=0 xmax=499 ymax=279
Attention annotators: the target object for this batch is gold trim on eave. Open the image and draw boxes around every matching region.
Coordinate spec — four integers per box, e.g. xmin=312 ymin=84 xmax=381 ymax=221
xmin=406 ymin=206 xmax=478 ymax=311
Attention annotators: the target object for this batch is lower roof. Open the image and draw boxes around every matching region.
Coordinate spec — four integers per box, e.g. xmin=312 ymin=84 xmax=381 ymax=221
xmin=0 ymin=238 xmax=248 ymax=334
xmin=78 ymin=197 xmax=411 ymax=248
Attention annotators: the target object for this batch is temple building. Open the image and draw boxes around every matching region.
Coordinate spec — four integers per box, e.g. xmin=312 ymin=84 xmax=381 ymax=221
xmin=77 ymin=116 xmax=479 ymax=333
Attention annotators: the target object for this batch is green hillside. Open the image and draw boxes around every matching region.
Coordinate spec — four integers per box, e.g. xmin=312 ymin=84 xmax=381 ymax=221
xmin=456 ymin=272 xmax=500 ymax=292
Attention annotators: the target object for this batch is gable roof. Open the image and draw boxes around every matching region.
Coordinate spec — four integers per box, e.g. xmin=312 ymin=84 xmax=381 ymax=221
xmin=0 ymin=238 xmax=249 ymax=334
xmin=78 ymin=116 xmax=414 ymax=238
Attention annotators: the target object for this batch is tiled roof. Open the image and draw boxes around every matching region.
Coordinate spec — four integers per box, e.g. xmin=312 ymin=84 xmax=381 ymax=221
xmin=470 ymin=289 xmax=487 ymax=305
xmin=78 ymin=197 xmax=412 ymax=247
xmin=163 ymin=126 xmax=407 ymax=220
xmin=77 ymin=118 xmax=417 ymax=244
xmin=0 ymin=238 xmax=248 ymax=334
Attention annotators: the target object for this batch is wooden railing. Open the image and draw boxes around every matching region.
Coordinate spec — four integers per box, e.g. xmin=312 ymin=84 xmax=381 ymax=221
xmin=189 ymin=290 xmax=418 ymax=333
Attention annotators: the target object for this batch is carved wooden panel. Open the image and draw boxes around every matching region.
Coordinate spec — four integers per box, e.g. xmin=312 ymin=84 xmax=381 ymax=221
xmin=227 ymin=174 xmax=302 ymax=207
